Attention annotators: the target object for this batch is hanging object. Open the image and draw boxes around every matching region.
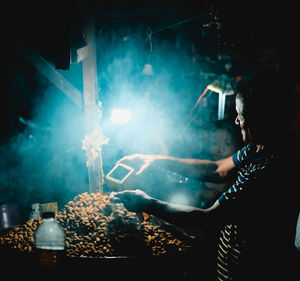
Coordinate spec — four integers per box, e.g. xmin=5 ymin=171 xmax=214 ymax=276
xmin=207 ymin=79 xmax=222 ymax=94
xmin=207 ymin=78 xmax=235 ymax=120
xmin=142 ymin=29 xmax=154 ymax=76
xmin=207 ymin=79 xmax=225 ymax=120
xmin=142 ymin=63 xmax=154 ymax=76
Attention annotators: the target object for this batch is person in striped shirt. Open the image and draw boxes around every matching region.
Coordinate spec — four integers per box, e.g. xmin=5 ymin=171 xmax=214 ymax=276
xmin=113 ymin=70 xmax=299 ymax=280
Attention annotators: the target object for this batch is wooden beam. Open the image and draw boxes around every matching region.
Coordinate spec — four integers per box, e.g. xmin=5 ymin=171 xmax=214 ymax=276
xmin=19 ymin=44 xmax=83 ymax=109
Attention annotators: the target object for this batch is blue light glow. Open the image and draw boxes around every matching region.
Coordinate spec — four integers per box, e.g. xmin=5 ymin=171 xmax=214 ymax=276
xmin=169 ymin=192 xmax=190 ymax=206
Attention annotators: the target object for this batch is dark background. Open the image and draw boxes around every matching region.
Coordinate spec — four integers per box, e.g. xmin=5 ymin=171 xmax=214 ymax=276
xmin=0 ymin=0 xmax=299 ymax=220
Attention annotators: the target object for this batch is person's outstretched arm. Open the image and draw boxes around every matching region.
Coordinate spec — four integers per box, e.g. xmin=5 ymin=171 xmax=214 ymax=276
xmin=112 ymin=189 xmax=234 ymax=229
xmin=117 ymin=154 xmax=236 ymax=183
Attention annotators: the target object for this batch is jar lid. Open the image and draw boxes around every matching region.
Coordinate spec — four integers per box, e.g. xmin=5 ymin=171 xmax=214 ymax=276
xmin=42 ymin=211 xmax=55 ymax=219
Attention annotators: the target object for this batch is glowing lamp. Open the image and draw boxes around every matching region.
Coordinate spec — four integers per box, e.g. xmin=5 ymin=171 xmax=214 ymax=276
xmin=207 ymin=80 xmax=223 ymax=95
xmin=142 ymin=64 xmax=154 ymax=76
xmin=207 ymin=80 xmax=225 ymax=120
xmin=110 ymin=109 xmax=132 ymax=124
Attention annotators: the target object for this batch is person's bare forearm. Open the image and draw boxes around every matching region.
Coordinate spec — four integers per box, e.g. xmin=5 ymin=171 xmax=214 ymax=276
xmin=144 ymin=196 xmax=212 ymax=229
xmin=152 ymin=155 xmax=221 ymax=182
xmin=117 ymin=153 xmax=235 ymax=183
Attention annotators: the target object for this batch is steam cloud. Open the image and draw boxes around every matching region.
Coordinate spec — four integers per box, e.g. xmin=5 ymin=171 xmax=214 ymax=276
xmin=0 ymin=23 xmax=241 ymax=221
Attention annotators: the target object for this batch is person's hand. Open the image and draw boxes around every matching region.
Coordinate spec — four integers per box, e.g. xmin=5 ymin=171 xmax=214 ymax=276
xmin=110 ymin=189 xmax=153 ymax=213
xmin=117 ymin=154 xmax=157 ymax=176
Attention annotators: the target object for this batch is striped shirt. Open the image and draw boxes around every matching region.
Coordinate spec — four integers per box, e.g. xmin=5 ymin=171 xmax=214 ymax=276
xmin=218 ymin=143 xmax=274 ymax=203
xmin=216 ymin=143 xmax=277 ymax=281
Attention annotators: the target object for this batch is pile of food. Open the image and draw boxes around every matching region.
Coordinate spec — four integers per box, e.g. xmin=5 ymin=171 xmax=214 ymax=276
xmin=0 ymin=192 xmax=205 ymax=257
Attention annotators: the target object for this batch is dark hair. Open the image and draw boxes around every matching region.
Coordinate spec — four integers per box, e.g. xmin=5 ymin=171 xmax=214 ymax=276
xmin=235 ymin=70 xmax=297 ymax=144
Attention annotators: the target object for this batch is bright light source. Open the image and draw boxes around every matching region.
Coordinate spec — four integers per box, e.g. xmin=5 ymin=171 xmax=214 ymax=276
xmin=110 ymin=109 xmax=132 ymax=125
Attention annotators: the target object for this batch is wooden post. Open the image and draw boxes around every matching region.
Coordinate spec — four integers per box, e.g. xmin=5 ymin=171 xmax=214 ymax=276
xmin=18 ymin=3 xmax=105 ymax=195
xmin=82 ymin=15 xmax=104 ymax=194
xmin=82 ymin=16 xmax=100 ymax=131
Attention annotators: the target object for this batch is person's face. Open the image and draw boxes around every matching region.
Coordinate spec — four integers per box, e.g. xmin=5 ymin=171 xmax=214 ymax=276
xmin=210 ymin=129 xmax=236 ymax=159
xmin=235 ymin=95 xmax=252 ymax=143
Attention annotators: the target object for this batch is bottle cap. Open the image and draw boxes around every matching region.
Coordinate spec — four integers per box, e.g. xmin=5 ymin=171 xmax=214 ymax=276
xmin=42 ymin=211 xmax=55 ymax=219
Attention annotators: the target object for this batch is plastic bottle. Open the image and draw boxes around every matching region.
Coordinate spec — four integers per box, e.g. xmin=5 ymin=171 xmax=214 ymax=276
xmin=35 ymin=211 xmax=65 ymax=268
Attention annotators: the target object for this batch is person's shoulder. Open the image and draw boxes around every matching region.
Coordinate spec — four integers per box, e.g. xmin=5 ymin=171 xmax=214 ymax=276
xmin=233 ymin=143 xmax=256 ymax=166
